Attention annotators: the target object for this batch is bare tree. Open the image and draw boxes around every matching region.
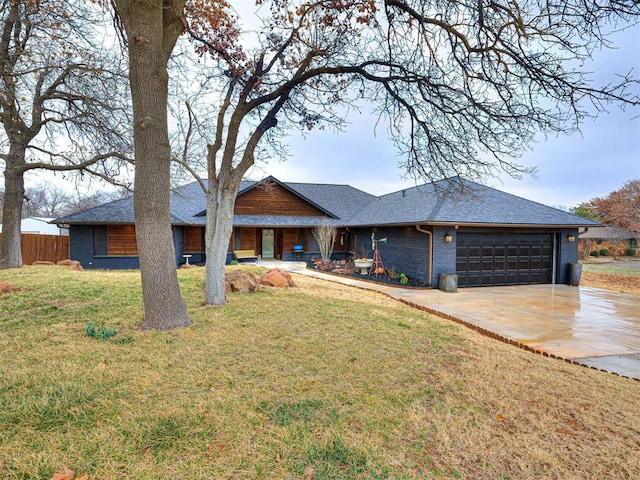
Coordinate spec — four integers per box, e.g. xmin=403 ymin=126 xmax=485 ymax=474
xmin=110 ymin=0 xmax=192 ymax=330
xmin=0 ymin=0 xmax=132 ymax=268
xmin=22 ymin=184 xmax=71 ymax=218
xmin=10 ymin=182 xmax=127 ymax=218
xmin=312 ymin=220 xmax=338 ymax=265
xmin=174 ymin=0 xmax=639 ymax=305
xmin=578 ymin=238 xmax=595 ymax=259
xmin=608 ymin=239 xmax=629 ymax=261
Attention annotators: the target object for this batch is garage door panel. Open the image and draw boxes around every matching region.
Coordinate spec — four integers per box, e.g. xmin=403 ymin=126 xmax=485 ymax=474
xmin=456 ymin=233 xmax=553 ymax=287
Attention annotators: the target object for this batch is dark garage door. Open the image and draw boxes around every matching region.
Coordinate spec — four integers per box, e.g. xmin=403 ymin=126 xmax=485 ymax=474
xmin=456 ymin=233 xmax=553 ymax=287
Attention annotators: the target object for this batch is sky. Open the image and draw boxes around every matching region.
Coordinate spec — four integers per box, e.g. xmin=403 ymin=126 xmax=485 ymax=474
xmin=243 ymin=10 xmax=640 ymax=210
xmin=28 ymin=5 xmax=640 ymax=210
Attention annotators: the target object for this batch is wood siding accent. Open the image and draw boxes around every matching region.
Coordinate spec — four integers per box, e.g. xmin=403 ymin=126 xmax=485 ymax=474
xmin=282 ymin=228 xmax=301 ymax=253
xmin=235 ymin=183 xmax=326 ymax=216
xmin=333 ymin=228 xmax=349 ymax=252
xmin=108 ymin=225 xmax=138 ymax=256
xmin=0 ymin=233 xmax=69 ymax=265
xmin=240 ymin=228 xmax=257 ymax=250
xmin=184 ymin=226 xmax=204 ymax=253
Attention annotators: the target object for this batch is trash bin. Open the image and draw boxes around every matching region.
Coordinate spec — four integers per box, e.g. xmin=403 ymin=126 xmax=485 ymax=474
xmin=568 ymin=262 xmax=582 ymax=286
xmin=439 ymin=273 xmax=458 ymax=292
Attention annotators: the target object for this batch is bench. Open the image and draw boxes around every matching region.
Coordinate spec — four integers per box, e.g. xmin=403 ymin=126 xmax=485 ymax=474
xmin=234 ymin=249 xmax=258 ymax=262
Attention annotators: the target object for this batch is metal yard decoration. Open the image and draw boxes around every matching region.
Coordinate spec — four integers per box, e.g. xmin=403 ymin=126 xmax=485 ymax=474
xmin=370 ymin=233 xmax=387 ymax=277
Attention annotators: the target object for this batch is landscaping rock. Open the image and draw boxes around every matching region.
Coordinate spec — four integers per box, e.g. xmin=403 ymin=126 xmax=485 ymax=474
xmin=0 ymin=282 xmax=20 ymax=294
xmin=260 ymin=268 xmax=296 ymax=288
xmin=225 ymin=270 xmax=260 ymax=293
xmin=57 ymin=259 xmax=84 ymax=271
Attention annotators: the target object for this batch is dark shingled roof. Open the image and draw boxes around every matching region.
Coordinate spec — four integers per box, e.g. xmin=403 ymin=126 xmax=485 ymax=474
xmin=56 ymin=180 xmax=253 ymax=226
xmin=54 ymin=176 xmax=597 ymax=228
xmin=233 ymin=215 xmax=339 ymax=227
xmin=54 ymin=195 xmax=136 ymax=225
xmin=284 ymin=181 xmax=376 ymax=221
xmin=347 ymin=177 xmax=599 ymax=227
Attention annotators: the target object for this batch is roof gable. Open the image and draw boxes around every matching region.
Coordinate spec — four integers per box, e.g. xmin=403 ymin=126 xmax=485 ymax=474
xmin=234 ymin=176 xmax=336 ymax=218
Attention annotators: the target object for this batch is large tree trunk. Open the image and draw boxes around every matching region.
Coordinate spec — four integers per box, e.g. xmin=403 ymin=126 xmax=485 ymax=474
xmin=204 ymin=180 xmax=240 ymax=305
xmin=0 ymin=146 xmax=25 ymax=269
xmin=115 ymin=0 xmax=191 ymax=330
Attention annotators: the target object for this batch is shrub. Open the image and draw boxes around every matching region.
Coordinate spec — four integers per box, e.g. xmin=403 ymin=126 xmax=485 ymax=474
xmin=599 ymin=248 xmax=609 ymax=256
xmin=626 ymin=248 xmax=637 ymax=257
xmin=312 ymin=221 xmax=338 ymax=264
xmin=86 ymin=322 xmax=118 ymax=341
xmin=229 ymin=260 xmax=239 ymax=265
xmin=590 ymin=250 xmax=600 ymax=257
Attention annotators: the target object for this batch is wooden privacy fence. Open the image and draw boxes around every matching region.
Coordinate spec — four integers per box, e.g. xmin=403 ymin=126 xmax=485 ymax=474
xmin=0 ymin=233 xmax=70 ymax=265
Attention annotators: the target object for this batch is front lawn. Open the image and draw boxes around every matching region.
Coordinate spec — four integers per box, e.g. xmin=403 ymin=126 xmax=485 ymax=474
xmin=0 ymin=266 xmax=638 ymax=479
xmin=581 ymin=258 xmax=640 ymax=294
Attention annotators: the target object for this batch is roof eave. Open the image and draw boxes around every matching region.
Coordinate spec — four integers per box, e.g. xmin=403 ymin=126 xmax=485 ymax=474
xmin=425 ymin=221 xmax=599 ymax=228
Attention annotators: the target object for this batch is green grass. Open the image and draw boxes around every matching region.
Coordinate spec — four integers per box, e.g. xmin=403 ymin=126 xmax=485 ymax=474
xmin=0 ymin=265 xmax=638 ymax=479
xmin=0 ymin=266 xmax=460 ymax=479
xmin=581 ymin=261 xmax=640 ymax=277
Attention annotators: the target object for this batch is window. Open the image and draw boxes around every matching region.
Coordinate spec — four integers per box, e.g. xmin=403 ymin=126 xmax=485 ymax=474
xmin=94 ymin=226 xmax=107 ymax=256
xmin=94 ymin=225 xmax=138 ymax=256
xmin=107 ymin=225 xmax=138 ymax=256
xmin=234 ymin=228 xmax=241 ymax=250
xmin=630 ymin=238 xmax=638 ymax=249
xmin=185 ymin=226 xmax=204 ymax=253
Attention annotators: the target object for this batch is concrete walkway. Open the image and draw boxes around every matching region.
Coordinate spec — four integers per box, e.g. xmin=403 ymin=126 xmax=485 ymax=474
xmin=260 ymin=261 xmax=640 ymax=380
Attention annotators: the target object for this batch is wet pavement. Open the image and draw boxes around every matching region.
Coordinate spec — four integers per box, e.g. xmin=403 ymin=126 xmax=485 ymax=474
xmin=261 ymin=261 xmax=640 ymax=380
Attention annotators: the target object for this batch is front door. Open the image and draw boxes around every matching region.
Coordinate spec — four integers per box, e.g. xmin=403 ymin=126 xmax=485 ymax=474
xmin=261 ymin=229 xmax=275 ymax=258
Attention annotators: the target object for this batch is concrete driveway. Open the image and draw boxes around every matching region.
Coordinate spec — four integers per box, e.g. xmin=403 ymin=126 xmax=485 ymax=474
xmin=269 ymin=261 xmax=640 ymax=380
xmin=390 ymin=284 xmax=640 ymax=380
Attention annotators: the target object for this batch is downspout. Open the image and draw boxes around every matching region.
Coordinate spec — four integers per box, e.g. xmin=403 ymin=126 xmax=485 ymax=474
xmin=415 ymin=225 xmax=433 ymax=285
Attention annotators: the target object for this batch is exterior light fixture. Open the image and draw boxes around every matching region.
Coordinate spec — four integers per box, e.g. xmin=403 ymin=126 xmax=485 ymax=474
xmin=567 ymin=234 xmax=576 ymax=242
xmin=444 ymin=233 xmax=453 ymax=242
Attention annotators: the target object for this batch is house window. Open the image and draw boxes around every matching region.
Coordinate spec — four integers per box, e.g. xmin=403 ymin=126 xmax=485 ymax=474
xmin=94 ymin=225 xmax=138 ymax=256
xmin=107 ymin=225 xmax=138 ymax=256
xmin=184 ymin=226 xmax=204 ymax=253
xmin=234 ymin=228 xmax=241 ymax=250
xmin=94 ymin=226 xmax=107 ymax=256
xmin=630 ymin=238 xmax=638 ymax=249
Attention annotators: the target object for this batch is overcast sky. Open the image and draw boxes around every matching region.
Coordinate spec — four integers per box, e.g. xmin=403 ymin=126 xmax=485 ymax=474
xmin=29 ymin=7 xmax=640 ymax=210
xmin=247 ymin=17 xmax=640 ymax=209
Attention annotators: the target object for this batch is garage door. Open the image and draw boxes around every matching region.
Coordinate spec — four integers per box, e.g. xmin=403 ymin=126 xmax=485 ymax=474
xmin=456 ymin=233 xmax=553 ymax=287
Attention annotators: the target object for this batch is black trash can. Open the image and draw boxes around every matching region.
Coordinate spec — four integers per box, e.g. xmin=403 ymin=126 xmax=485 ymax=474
xmin=568 ymin=262 xmax=582 ymax=286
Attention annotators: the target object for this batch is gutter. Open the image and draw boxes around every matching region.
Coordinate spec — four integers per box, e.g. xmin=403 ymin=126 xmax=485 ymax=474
xmin=415 ymin=225 xmax=433 ymax=285
xmin=425 ymin=222 xmax=597 ymax=228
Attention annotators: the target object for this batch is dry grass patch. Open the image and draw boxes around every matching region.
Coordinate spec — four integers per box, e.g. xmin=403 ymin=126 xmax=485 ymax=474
xmin=0 ymin=266 xmax=638 ymax=479
xmin=581 ymin=260 xmax=640 ymax=294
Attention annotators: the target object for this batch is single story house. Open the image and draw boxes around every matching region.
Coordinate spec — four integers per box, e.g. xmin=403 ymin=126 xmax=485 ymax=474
xmin=579 ymin=226 xmax=638 ymax=251
xmin=53 ymin=176 xmax=598 ymax=288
